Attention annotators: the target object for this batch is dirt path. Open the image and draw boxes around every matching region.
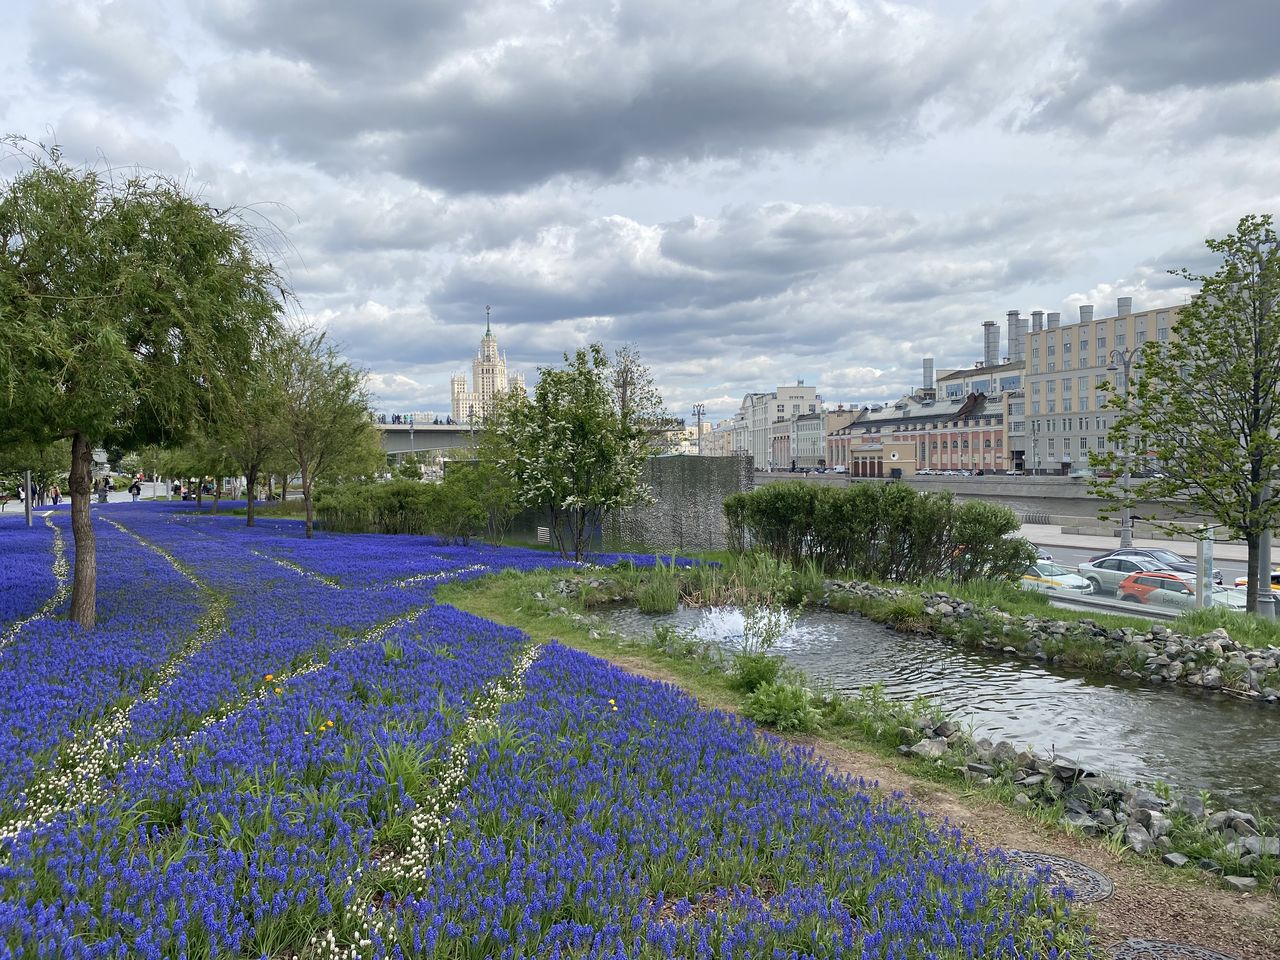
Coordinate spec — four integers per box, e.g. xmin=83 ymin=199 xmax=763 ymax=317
xmin=599 ymin=653 xmax=1280 ymax=959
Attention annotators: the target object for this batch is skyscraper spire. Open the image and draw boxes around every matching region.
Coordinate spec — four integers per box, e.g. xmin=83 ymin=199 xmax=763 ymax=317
xmin=485 ymin=304 xmax=491 ymax=336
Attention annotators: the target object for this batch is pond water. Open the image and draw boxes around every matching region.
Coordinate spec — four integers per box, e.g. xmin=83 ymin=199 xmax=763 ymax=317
xmin=599 ymin=605 xmax=1280 ymax=818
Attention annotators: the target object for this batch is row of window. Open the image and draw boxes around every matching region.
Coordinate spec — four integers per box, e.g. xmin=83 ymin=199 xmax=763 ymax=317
xmin=924 ymin=438 xmax=1005 ymax=450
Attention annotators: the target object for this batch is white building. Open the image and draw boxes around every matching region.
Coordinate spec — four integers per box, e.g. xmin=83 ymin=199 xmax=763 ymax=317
xmin=719 ymin=382 xmax=822 ymax=469
xmin=450 ymin=313 xmax=526 ymax=424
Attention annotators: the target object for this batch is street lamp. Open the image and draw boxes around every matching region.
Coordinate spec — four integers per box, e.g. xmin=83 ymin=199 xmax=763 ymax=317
xmin=692 ymin=403 xmax=706 ymax=455
xmin=1106 ymin=346 xmax=1142 ymax=549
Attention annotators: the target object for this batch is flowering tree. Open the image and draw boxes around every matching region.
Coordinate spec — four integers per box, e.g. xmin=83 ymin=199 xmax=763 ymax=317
xmin=488 ymin=343 xmax=664 ymax=560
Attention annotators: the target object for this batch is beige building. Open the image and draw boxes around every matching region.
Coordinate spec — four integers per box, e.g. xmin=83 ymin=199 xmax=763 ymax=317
xmin=450 ymin=314 xmax=526 ymax=424
xmin=1021 ymin=297 xmax=1181 ymax=474
xmin=720 ymin=382 xmax=822 ymax=469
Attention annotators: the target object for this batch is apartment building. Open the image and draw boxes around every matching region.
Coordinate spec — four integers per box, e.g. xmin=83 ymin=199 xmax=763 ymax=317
xmin=719 ymin=382 xmax=822 ymax=469
xmin=1020 ymin=297 xmax=1180 ymax=473
xmin=827 ymin=392 xmax=1004 ymax=475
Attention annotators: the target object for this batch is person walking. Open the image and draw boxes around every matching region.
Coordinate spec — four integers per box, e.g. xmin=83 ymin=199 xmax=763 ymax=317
xmin=128 ymin=479 xmax=142 ymax=503
xmin=50 ymin=485 xmax=61 ymax=506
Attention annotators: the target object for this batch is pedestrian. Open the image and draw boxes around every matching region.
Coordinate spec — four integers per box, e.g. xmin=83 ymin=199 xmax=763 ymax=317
xmin=128 ymin=479 xmax=142 ymax=503
xmin=50 ymin=485 xmax=61 ymax=506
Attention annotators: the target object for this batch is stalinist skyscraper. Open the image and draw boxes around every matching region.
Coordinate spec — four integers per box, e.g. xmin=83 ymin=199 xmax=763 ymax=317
xmin=450 ymin=307 xmax=526 ymax=424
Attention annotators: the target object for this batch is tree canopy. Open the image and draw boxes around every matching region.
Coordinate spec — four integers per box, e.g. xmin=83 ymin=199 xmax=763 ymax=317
xmin=1092 ymin=213 xmax=1280 ymax=611
xmin=0 ymin=140 xmax=286 ymax=625
xmin=487 ymin=343 xmax=665 ymax=560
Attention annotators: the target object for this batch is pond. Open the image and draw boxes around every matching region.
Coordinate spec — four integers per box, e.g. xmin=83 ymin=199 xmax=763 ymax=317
xmin=599 ymin=605 xmax=1280 ymax=818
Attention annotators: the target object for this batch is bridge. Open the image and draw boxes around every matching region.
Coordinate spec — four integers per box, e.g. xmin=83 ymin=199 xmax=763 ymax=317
xmin=373 ymin=421 xmax=476 ymax=460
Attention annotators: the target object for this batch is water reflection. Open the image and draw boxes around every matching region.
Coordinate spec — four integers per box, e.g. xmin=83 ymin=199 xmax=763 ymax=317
xmin=601 ymin=605 xmax=1280 ymax=816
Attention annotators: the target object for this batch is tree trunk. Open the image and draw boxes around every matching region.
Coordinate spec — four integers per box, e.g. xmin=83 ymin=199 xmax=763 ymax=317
xmin=1246 ymin=531 xmax=1261 ymax=612
xmin=211 ymin=477 xmax=220 ymax=515
xmin=68 ymin=432 xmax=97 ymax=628
xmin=280 ymin=474 xmax=289 ymax=505
xmin=302 ymin=466 xmax=314 ymax=538
xmin=246 ymin=465 xmax=258 ymax=527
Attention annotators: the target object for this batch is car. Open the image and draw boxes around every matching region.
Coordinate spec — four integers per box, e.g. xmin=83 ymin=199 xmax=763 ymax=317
xmin=1076 ymin=556 xmax=1192 ymax=597
xmin=1118 ymin=572 xmax=1242 ymax=611
xmin=1035 ymin=547 xmax=1054 ymax=562
xmin=1021 ymin=561 xmax=1094 ymax=595
xmin=1005 ymin=469 xmax=1025 ymax=476
xmin=1089 ymin=547 xmax=1223 ymax=585
xmin=831 ymin=465 xmax=847 ymax=474
xmin=1233 ymin=570 xmax=1280 ymax=591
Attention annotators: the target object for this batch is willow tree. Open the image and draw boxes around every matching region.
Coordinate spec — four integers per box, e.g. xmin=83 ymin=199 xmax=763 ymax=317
xmin=1093 ymin=214 xmax=1280 ymax=611
xmin=0 ymin=141 xmax=284 ymax=626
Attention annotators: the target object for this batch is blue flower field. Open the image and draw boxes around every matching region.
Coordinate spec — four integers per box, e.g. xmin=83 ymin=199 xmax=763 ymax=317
xmin=0 ymin=504 xmax=1087 ymax=959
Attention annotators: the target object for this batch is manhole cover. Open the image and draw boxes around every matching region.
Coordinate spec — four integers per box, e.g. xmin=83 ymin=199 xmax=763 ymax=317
xmin=1004 ymin=850 xmax=1115 ymax=903
xmin=1109 ymin=939 xmax=1240 ymax=960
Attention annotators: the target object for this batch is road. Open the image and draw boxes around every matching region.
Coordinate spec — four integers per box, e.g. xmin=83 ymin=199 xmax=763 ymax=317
xmin=1026 ymin=541 xmax=1248 ymax=587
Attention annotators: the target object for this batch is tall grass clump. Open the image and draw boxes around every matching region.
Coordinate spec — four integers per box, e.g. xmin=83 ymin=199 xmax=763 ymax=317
xmin=636 ymin=557 xmax=680 ymax=613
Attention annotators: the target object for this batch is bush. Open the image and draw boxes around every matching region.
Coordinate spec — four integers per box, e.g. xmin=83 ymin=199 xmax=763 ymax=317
xmin=743 ymin=680 xmax=820 ymax=732
xmin=727 ymin=651 xmax=783 ymax=693
xmin=316 ymin=473 xmax=491 ymax=542
xmin=726 ymin=481 xmax=1032 ymax=584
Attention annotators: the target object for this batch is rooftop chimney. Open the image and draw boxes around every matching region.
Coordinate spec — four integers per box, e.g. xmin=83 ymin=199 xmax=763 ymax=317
xmin=1031 ymin=311 xmax=1043 ymax=333
xmin=1047 ymin=311 xmax=1059 ymax=330
xmin=982 ymin=321 xmax=999 ymax=368
xmin=1005 ymin=311 xmax=1025 ymax=363
xmin=923 ymin=357 xmax=935 ymax=390
xmin=1117 ymin=296 xmax=1132 ymax=316
xmin=1080 ymin=304 xmax=1094 ymax=323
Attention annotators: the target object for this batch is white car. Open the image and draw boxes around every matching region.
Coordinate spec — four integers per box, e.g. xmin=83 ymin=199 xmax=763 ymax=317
xmin=1076 ymin=556 xmax=1193 ymax=597
xmin=1021 ymin=561 xmax=1094 ymax=595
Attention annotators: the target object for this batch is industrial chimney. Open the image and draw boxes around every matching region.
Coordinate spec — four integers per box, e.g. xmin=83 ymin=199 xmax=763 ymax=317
xmin=1047 ymin=311 xmax=1059 ymax=330
xmin=1117 ymin=296 xmax=1132 ymax=316
xmin=982 ymin=321 xmax=999 ymax=368
xmin=1031 ymin=311 xmax=1043 ymax=333
xmin=1080 ymin=304 xmax=1094 ymax=323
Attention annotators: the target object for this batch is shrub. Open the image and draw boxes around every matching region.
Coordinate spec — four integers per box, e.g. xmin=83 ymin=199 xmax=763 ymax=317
xmin=728 ymin=651 xmax=783 ymax=693
xmin=743 ymin=680 xmax=820 ymax=732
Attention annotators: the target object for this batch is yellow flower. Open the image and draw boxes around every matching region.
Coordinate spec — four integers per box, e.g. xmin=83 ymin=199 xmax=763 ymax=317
xmin=608 ymin=698 xmax=616 ymax=705
xmin=612 ymin=705 xmax=618 ymax=712
xmin=264 ymin=673 xmax=274 ymax=682
xmin=326 ymin=719 xmax=335 ymax=727
xmin=274 ymin=686 xmax=283 ymax=694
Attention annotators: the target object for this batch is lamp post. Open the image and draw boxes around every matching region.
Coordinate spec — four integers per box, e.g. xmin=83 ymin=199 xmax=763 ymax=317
xmin=692 ymin=403 xmax=705 ymax=455
xmin=1106 ymin=346 xmax=1141 ymax=549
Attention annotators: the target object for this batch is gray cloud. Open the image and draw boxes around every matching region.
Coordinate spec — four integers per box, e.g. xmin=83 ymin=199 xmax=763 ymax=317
xmin=28 ymin=1 xmax=181 ymax=112
xmin=196 ymin=0 xmax=974 ymax=193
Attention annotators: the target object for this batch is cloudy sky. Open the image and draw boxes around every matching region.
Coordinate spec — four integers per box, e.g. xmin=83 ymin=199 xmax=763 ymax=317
xmin=4 ymin=0 xmax=1278 ymax=423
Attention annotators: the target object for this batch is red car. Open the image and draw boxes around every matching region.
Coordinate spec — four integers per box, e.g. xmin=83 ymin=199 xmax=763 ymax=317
xmin=1116 ymin=571 xmax=1198 ymax=608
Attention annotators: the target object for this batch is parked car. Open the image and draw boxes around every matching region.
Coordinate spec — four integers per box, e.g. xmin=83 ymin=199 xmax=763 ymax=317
xmin=831 ymin=465 xmax=847 ymax=474
xmin=1076 ymin=556 xmax=1192 ymax=597
xmin=1233 ymin=570 xmax=1280 ymax=591
xmin=1005 ymin=469 xmax=1025 ymax=476
xmin=1021 ymin=561 xmax=1094 ymax=595
xmin=1118 ymin=572 xmax=1245 ymax=611
xmin=1089 ymin=547 xmax=1222 ymax=585
xmin=1035 ymin=547 xmax=1054 ymax=562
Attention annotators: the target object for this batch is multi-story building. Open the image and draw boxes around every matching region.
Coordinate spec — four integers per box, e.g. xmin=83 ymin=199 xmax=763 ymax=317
xmin=827 ymin=391 xmax=1004 ymax=476
xmin=450 ymin=313 xmax=526 ymax=424
xmin=723 ymin=382 xmax=822 ymax=469
xmin=1021 ymin=297 xmax=1181 ymax=474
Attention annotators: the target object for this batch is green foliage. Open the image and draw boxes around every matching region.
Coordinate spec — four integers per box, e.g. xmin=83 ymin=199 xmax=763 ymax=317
xmin=727 ymin=651 xmax=783 ymax=693
xmin=484 ymin=343 xmax=666 ymax=561
xmin=316 ymin=474 xmax=491 ymax=543
xmin=636 ymin=557 xmax=680 ymax=613
xmin=1092 ymin=214 xmax=1280 ymax=611
xmin=727 ymin=481 xmax=1032 ymax=583
xmin=742 ymin=680 xmax=819 ymax=732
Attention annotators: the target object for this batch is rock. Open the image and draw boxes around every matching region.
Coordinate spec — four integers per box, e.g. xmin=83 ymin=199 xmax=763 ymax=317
xmin=1161 ymin=852 xmax=1190 ymax=868
xmin=1199 ymin=858 xmax=1224 ymax=875
xmin=965 ymin=761 xmax=996 ymax=778
xmin=897 ymin=726 xmax=916 ymax=743
xmin=1018 ymin=773 xmax=1046 ymax=788
xmin=1201 ymin=666 xmax=1223 ymax=689
xmin=1050 ymin=757 xmax=1086 ymax=781
xmin=991 ymin=741 xmax=1018 ymax=764
xmin=1155 ymin=836 xmax=1175 ymax=853
xmin=935 ymin=602 xmax=954 ymax=615
xmin=910 ymin=738 xmax=949 ymax=760
xmin=1243 ymin=835 xmax=1280 ymax=857
xmin=1012 ymin=793 xmax=1033 ymax=810
xmin=1063 ymin=812 xmax=1100 ymax=834
xmin=933 ymin=719 xmax=958 ymax=738
xmin=1125 ymin=823 xmax=1154 ymax=855
xmin=1095 ymin=809 xmax=1117 ymax=828
xmin=1174 ymin=795 xmax=1207 ymax=819
xmin=1222 ymin=875 xmax=1259 ymax=893
xmin=1130 ymin=789 xmax=1166 ymax=812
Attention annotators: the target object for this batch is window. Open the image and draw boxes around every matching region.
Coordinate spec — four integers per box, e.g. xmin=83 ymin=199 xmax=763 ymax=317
xmin=1080 ymin=437 xmax=1088 ymax=452
xmin=1047 ymin=380 xmax=1056 ymax=394
xmin=1047 ymin=343 xmax=1057 ymax=356
xmin=1032 ymin=382 xmax=1041 ymax=395
xmin=1048 ymin=438 xmax=1056 ymax=453
xmin=792 ymin=404 xmax=799 ymax=413
xmin=1097 ymin=336 xmax=1107 ymax=349
xmin=930 ymin=441 xmax=938 ymax=449
xmin=1063 ymin=341 xmax=1072 ymax=354
xmin=1063 ymin=359 xmax=1072 ymax=370
xmin=1137 ymin=330 xmax=1148 ymax=344
xmin=1032 ymin=346 xmax=1041 ymax=359
xmin=995 ymin=438 xmax=1003 ymax=448
xmin=1096 ymin=416 xmax=1105 ymax=431
xmin=1097 ymin=436 xmax=1106 ymax=450
xmin=1116 ymin=333 xmax=1126 ymax=347
xmin=1079 ymin=396 xmax=1088 ymax=411
xmin=1048 ymin=361 xmax=1056 ymax=372
xmin=1031 ymin=362 xmax=1040 ymax=374
xmin=1062 ymin=398 xmax=1072 ymax=412
xmin=1062 ymin=378 xmax=1072 ymax=393
xmin=777 ymin=404 xmax=784 ymax=412
xmin=1158 ymin=327 xmax=1169 ymax=341
xmin=1095 ymin=374 xmax=1108 ymax=386
xmin=808 ymin=404 xmax=816 ymax=413
xmin=962 ymin=440 xmax=969 ymax=449
xmin=1079 ymin=340 xmax=1089 ymax=355
xmin=1047 ymin=400 xmax=1056 ymax=413
xmin=951 ymin=440 xmax=958 ymax=449
xmin=1031 ymin=401 xmax=1041 ymax=414
xmin=1010 ymin=402 xmax=1024 ymax=416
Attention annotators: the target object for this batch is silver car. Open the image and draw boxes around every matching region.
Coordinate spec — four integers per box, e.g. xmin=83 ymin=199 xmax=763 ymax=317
xmin=1076 ymin=556 xmax=1193 ymax=598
